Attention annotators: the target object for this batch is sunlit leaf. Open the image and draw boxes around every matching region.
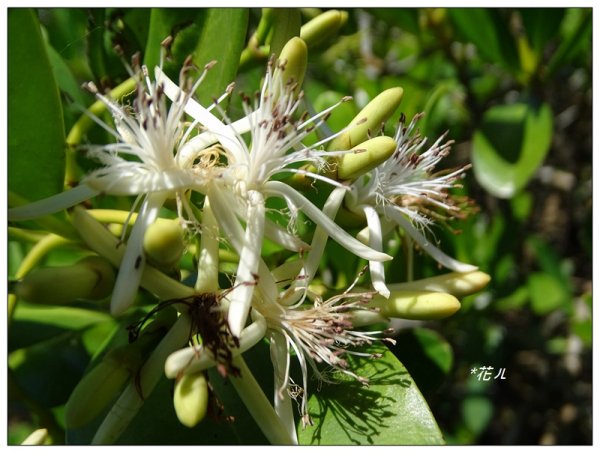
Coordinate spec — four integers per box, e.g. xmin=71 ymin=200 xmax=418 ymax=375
xmin=299 ymin=344 xmax=444 ymax=445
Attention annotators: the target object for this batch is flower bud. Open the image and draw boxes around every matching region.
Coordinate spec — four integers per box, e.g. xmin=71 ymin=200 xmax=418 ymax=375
xmin=21 ymin=428 xmax=48 ymax=445
xmin=337 ymin=136 xmax=397 ymax=181
xmin=275 ymin=37 xmax=308 ymax=94
xmin=388 ymin=271 xmax=491 ymax=297
xmin=143 ymin=219 xmax=185 ymax=269
xmin=369 ymin=291 xmax=461 ymax=320
xmin=173 ymin=372 xmax=209 ymax=428
xmin=328 ymin=87 xmax=404 ymax=151
xmin=14 ymin=256 xmax=115 ymax=305
xmin=300 ymin=10 xmax=348 ymax=48
xmin=64 ymin=345 xmax=142 ymax=429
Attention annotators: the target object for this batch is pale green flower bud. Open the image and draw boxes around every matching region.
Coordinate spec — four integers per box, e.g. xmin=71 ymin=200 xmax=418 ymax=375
xmin=21 ymin=428 xmax=48 ymax=445
xmin=388 ymin=271 xmax=491 ymax=297
xmin=369 ymin=290 xmax=460 ymax=320
xmin=173 ymin=372 xmax=209 ymax=428
xmin=64 ymin=345 xmax=142 ymax=429
xmin=275 ymin=36 xmax=308 ymax=93
xmin=337 ymin=136 xmax=397 ymax=181
xmin=14 ymin=255 xmax=115 ymax=305
xmin=300 ymin=10 xmax=348 ymax=48
xmin=143 ymin=219 xmax=185 ymax=269
xmin=328 ymin=87 xmax=404 ymax=151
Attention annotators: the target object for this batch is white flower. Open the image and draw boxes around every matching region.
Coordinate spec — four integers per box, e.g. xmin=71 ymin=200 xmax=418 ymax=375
xmin=346 ymin=113 xmax=477 ymax=297
xmin=9 ymin=61 xmax=224 ymax=315
xmin=163 ymin=57 xmax=392 ymax=337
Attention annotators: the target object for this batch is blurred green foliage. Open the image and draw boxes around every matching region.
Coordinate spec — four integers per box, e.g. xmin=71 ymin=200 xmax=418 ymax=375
xmin=7 ymin=7 xmax=591 ymax=445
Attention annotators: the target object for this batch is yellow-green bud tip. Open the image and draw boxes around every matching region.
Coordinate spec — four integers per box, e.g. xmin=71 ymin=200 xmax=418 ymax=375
xmin=329 ymin=87 xmax=404 ymax=151
xmin=143 ymin=219 xmax=185 ymax=268
xmin=337 ymin=135 xmax=397 ymax=180
xmin=21 ymin=429 xmax=49 ymax=445
xmin=174 ymin=372 xmax=209 ymax=428
xmin=300 ymin=10 xmax=348 ymax=47
xmin=277 ymin=37 xmax=308 ymax=91
xmin=388 ymin=271 xmax=491 ymax=298
xmin=370 ymin=290 xmax=461 ymax=320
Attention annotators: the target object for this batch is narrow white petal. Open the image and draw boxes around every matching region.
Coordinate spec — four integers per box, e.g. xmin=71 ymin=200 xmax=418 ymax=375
xmin=363 ymin=205 xmax=390 ymax=298
xmin=227 ymin=190 xmax=265 ymax=337
xmin=155 ymin=67 xmax=245 ymax=162
xmin=8 ymin=185 xmax=99 ymax=221
xmin=382 ymin=205 xmax=478 ymax=273
xmin=265 ymin=181 xmax=392 ymax=262
xmin=111 ymin=193 xmax=167 ymax=316
xmin=280 ymin=186 xmax=346 ymax=307
xmin=269 ymin=331 xmax=298 ymax=444
xmin=208 ymin=183 xmax=279 ymax=302
xmin=85 ymin=168 xmax=195 ymax=196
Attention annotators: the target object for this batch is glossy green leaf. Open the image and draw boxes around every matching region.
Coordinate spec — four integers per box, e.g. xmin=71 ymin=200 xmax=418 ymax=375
xmin=188 ymin=8 xmax=249 ymax=105
xmin=298 ymin=344 xmax=444 ymax=445
xmin=8 ymin=9 xmax=65 ymax=201
xmin=471 ymin=102 xmax=553 ymax=198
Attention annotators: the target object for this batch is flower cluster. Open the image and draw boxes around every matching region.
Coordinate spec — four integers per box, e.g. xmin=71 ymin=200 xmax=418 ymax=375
xmin=9 ymin=36 xmax=488 ymax=444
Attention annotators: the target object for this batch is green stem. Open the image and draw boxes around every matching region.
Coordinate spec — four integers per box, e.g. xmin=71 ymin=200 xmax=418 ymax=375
xmin=8 ymin=233 xmax=72 ymax=321
xmin=92 ymin=314 xmax=192 ymax=444
xmin=64 ymin=77 xmax=137 ymax=188
xmin=229 ymin=355 xmax=296 ymax=445
xmin=8 ymin=227 xmax=46 ymax=243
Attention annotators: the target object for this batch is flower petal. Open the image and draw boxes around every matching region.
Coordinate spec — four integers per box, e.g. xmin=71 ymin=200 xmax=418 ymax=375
xmin=382 ymin=205 xmax=478 ymax=273
xmin=110 ymin=192 xmax=167 ymax=316
xmin=8 ymin=184 xmax=99 ymax=221
xmin=84 ymin=167 xmax=195 ymax=196
xmin=363 ymin=205 xmax=390 ymax=298
xmin=269 ymin=331 xmax=298 ymax=444
xmin=155 ymin=67 xmax=245 ymax=163
xmin=265 ymin=181 xmax=392 ymax=262
xmin=227 ymin=190 xmax=265 ymax=337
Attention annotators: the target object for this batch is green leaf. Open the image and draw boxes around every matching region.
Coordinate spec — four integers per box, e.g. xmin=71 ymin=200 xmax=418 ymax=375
xmin=8 ymin=9 xmax=65 ymax=201
xmin=9 ymin=303 xmax=113 ymax=352
xmin=389 ymin=328 xmax=453 ymax=399
xmin=527 ymin=272 xmax=570 ymax=315
xmin=269 ymin=8 xmax=302 ymax=57
xmin=188 ymin=8 xmax=249 ymax=105
xmin=144 ymin=9 xmax=205 ymax=71
xmin=448 ymin=9 xmax=519 ymax=71
xmin=298 ymin=344 xmax=445 ymax=445
xmin=546 ymin=9 xmax=592 ymax=77
xmin=471 ymin=102 xmax=553 ymax=198
xmin=519 ymin=8 xmax=565 ymax=56
xmin=462 ymin=396 xmax=493 ymax=437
